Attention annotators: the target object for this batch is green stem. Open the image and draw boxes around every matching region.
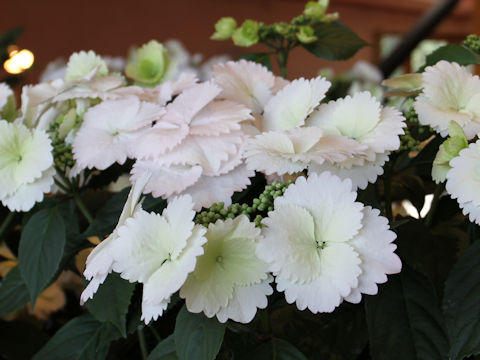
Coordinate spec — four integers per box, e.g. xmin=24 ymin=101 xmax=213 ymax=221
xmin=0 ymin=212 xmax=15 ymax=240
xmin=277 ymin=49 xmax=289 ymax=79
xmin=54 ymin=178 xmax=70 ymax=193
xmin=137 ymin=328 xmax=148 ymax=360
xmin=73 ymin=193 xmax=94 ymax=224
xmin=424 ymin=183 xmax=445 ymax=227
xmin=149 ymin=326 xmax=162 ymax=342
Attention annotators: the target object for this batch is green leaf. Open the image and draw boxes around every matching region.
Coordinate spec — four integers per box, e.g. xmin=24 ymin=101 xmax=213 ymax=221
xmin=240 ymin=53 xmax=272 ymax=70
xmin=239 ymin=338 xmax=308 ymax=360
xmin=421 ymin=44 xmax=480 ymax=71
xmin=18 ymin=206 xmax=66 ymax=305
xmin=174 ymin=305 xmax=226 ymax=360
xmin=148 ymin=335 xmax=178 ymax=360
xmin=443 ymin=240 xmax=480 ymax=360
xmin=0 ymin=266 xmax=30 ymax=316
xmin=33 ymin=314 xmax=121 ymax=360
xmin=87 ymin=273 xmax=136 ymax=337
xmin=0 ymin=320 xmax=48 ymax=360
xmin=302 ymin=21 xmax=367 ymax=60
xmin=82 ymin=188 xmax=130 ymax=239
xmin=365 ymin=266 xmax=449 ymax=360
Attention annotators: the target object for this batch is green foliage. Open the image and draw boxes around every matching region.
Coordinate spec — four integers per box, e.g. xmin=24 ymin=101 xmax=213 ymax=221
xmin=421 ymin=44 xmax=480 ymax=70
xmin=302 ymin=21 xmax=367 ymax=60
xmin=0 ymin=320 xmax=49 ymax=360
xmin=33 ymin=314 xmax=120 ymax=360
xmin=0 ymin=266 xmax=30 ymax=317
xmin=443 ymin=240 xmax=480 ymax=360
xmin=86 ymin=273 xmax=136 ymax=337
xmin=365 ymin=266 xmax=449 ymax=360
xmin=148 ymin=335 xmax=178 ymax=360
xmin=174 ymin=305 xmax=226 ymax=360
xmin=239 ymin=338 xmax=308 ymax=360
xmin=18 ymin=205 xmax=66 ymax=306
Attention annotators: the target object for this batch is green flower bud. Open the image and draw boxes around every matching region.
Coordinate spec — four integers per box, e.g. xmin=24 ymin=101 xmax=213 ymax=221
xmin=296 ymin=25 xmax=318 ymax=44
xmin=304 ymin=1 xmax=325 ymax=19
xmin=464 ymin=34 xmax=480 ymax=53
xmin=273 ymin=22 xmax=290 ymax=36
xmin=232 ymin=20 xmax=259 ymax=47
xmin=211 ymin=17 xmax=237 ymax=40
xmin=125 ymin=40 xmax=170 ymax=87
xmin=323 ymin=12 xmax=339 ymax=22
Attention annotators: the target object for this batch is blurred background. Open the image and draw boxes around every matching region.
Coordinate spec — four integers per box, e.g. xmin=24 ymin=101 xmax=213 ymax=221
xmin=0 ymin=0 xmax=477 ymax=85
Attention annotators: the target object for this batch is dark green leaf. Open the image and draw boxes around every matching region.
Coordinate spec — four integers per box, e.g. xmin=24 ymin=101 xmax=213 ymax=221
xmin=239 ymin=338 xmax=308 ymax=360
xmin=302 ymin=21 xmax=367 ymax=61
xmin=240 ymin=53 xmax=272 ymax=70
xmin=421 ymin=44 xmax=480 ymax=71
xmin=19 ymin=206 xmax=66 ymax=305
xmin=0 ymin=320 xmax=48 ymax=360
xmin=148 ymin=335 xmax=178 ymax=360
xmin=33 ymin=314 xmax=121 ymax=360
xmin=443 ymin=240 xmax=480 ymax=360
xmin=0 ymin=266 xmax=30 ymax=316
xmin=174 ymin=305 xmax=226 ymax=360
xmin=87 ymin=273 xmax=136 ymax=337
xmin=365 ymin=266 xmax=449 ymax=360
xmin=82 ymin=188 xmax=130 ymax=239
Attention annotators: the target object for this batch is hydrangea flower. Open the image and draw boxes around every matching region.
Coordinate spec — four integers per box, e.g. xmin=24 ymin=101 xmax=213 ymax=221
xmin=112 ymin=195 xmax=207 ymax=323
xmin=446 ymin=140 xmax=480 ymax=224
xmin=180 ymin=215 xmax=271 ymax=323
xmin=65 ymin=50 xmax=108 ymax=81
xmin=257 ymin=172 xmax=401 ymax=313
xmin=126 ymin=40 xmax=170 ymax=87
xmin=0 ymin=121 xmax=54 ymax=212
xmin=0 ymin=83 xmax=13 ymax=112
xmin=80 ymin=172 xmax=151 ymax=304
xmin=307 ymin=91 xmax=405 ymax=189
xmin=414 ymin=60 xmax=480 ymax=139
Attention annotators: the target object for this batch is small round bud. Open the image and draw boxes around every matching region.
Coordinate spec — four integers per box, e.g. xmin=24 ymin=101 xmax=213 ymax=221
xmin=211 ymin=17 xmax=238 ymax=40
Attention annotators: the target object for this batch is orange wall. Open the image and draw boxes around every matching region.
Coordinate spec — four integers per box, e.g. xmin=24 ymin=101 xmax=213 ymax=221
xmin=0 ymin=0 xmax=475 ymax=82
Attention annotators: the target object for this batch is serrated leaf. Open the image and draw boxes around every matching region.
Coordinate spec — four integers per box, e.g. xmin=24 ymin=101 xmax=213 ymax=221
xmin=421 ymin=44 xmax=480 ymax=71
xmin=18 ymin=206 xmax=66 ymax=306
xmin=87 ymin=273 xmax=135 ymax=337
xmin=302 ymin=21 xmax=367 ymax=61
xmin=443 ymin=240 xmax=480 ymax=360
xmin=240 ymin=53 xmax=272 ymax=70
xmin=174 ymin=305 xmax=226 ymax=360
xmin=33 ymin=314 xmax=121 ymax=360
xmin=365 ymin=266 xmax=449 ymax=360
xmin=148 ymin=335 xmax=178 ymax=360
xmin=0 ymin=266 xmax=30 ymax=316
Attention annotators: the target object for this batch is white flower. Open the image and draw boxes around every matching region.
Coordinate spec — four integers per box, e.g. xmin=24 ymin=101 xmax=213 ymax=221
xmin=307 ymin=91 xmax=405 ymax=189
xmin=80 ymin=171 xmax=151 ymax=304
xmin=72 ymin=97 xmax=165 ymax=172
xmin=257 ymin=173 xmax=401 ymax=313
xmin=0 ymin=83 xmax=13 ymax=111
xmin=0 ymin=121 xmax=54 ymax=212
xmin=180 ymin=215 xmax=271 ymax=323
xmin=262 ymin=77 xmax=330 ymax=132
xmin=244 ymin=126 xmax=367 ymax=176
xmin=446 ymin=140 xmax=480 ymax=224
xmin=414 ymin=61 xmax=480 ymax=139
xmin=112 ymin=195 xmax=207 ymax=323
xmin=65 ymin=50 xmax=108 ymax=81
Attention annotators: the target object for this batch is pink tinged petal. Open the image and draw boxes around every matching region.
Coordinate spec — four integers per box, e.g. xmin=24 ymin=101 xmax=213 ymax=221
xmin=131 ymin=160 xmax=203 ymax=198
xmin=212 ymin=60 xmax=276 ymax=113
xmin=263 ymin=77 xmax=331 ymax=132
xmin=189 ymin=100 xmax=252 ymax=136
xmin=276 ymin=173 xmax=364 ymax=243
xmin=345 ymin=207 xmax=401 ymax=303
xmin=216 ymin=277 xmax=274 ymax=323
xmin=73 ymin=98 xmax=164 ymax=170
xmin=179 ymin=163 xmax=254 ymax=211
xmin=163 ymin=82 xmax=222 ymax=125
xmin=53 ymin=76 xmax=124 ymax=102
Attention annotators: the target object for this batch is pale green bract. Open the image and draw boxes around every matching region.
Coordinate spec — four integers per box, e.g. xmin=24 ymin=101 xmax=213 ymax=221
xmin=0 ymin=120 xmax=54 ymax=211
xmin=65 ymin=50 xmax=108 ymax=81
xmin=232 ymin=20 xmax=259 ymax=47
xmin=211 ymin=17 xmax=237 ymax=40
xmin=180 ymin=215 xmax=271 ymax=323
xmin=125 ymin=40 xmax=170 ymax=87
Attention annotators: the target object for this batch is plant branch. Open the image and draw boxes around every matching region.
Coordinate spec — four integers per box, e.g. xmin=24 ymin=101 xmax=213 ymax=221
xmin=137 ymin=327 xmax=148 ymax=360
xmin=0 ymin=212 xmax=15 ymax=240
xmin=424 ymin=183 xmax=445 ymax=227
xmin=73 ymin=193 xmax=93 ymax=224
